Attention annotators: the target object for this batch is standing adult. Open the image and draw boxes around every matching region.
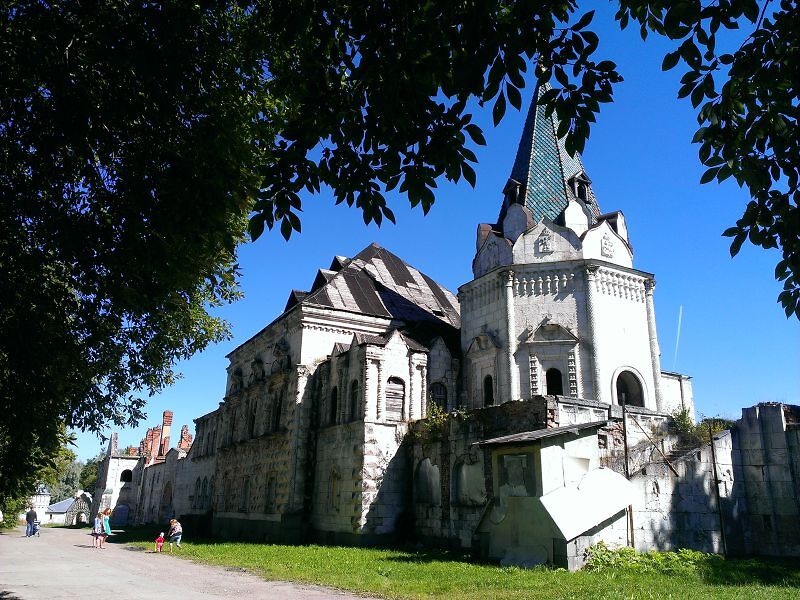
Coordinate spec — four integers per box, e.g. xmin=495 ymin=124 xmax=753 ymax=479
xmin=167 ymin=518 xmax=182 ymax=553
xmin=25 ymin=506 xmax=37 ymax=538
xmin=101 ymin=508 xmax=112 ymax=545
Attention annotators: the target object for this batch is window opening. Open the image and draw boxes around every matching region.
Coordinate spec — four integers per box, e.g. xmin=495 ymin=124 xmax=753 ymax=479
xmin=429 ymin=382 xmax=448 ymax=411
xmin=385 ymin=377 xmax=405 ymax=420
xmin=329 ymin=387 xmax=338 ymax=425
xmin=483 ymin=375 xmax=494 ymax=406
xmin=616 ymin=371 xmax=644 ymax=407
xmin=545 ymin=368 xmax=564 ymax=395
xmin=120 ymin=469 xmax=132 ymax=483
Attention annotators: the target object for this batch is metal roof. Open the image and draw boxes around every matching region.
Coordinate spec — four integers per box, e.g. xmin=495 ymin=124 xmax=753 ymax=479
xmin=478 ymin=420 xmax=609 ymax=447
xmin=500 ymin=83 xmax=601 ymax=225
xmin=291 ymin=243 xmax=460 ymax=328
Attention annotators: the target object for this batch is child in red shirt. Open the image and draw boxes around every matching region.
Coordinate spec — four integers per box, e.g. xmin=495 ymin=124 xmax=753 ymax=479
xmin=154 ymin=532 xmax=165 ymax=553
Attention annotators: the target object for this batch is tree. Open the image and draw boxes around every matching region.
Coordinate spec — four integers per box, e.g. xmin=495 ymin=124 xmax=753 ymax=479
xmin=79 ymin=454 xmax=106 ymax=496
xmin=2 ymin=1 xmax=796 ymax=500
xmin=50 ymin=459 xmax=84 ymax=503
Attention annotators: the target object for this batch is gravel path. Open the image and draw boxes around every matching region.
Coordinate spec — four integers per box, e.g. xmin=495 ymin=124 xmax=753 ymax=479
xmin=0 ymin=526 xmax=380 ymax=600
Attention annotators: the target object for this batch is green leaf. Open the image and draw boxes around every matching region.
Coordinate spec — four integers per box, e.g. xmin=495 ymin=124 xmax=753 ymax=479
xmin=730 ymin=232 xmax=746 ymax=257
xmin=700 ymin=166 xmax=720 ymax=184
xmin=506 ymin=84 xmax=522 ymax=110
xmin=493 ymin=92 xmax=506 ymax=126
xmin=662 ymin=51 xmax=681 ymax=71
xmin=573 ymin=10 xmax=595 ymax=30
xmin=464 ymin=124 xmax=486 ymax=146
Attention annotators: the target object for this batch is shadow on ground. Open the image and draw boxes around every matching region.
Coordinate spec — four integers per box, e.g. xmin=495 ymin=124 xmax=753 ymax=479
xmin=701 ymin=557 xmax=800 ymax=588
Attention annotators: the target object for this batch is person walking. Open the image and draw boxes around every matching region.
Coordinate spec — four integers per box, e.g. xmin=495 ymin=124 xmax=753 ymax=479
xmin=25 ymin=507 xmax=37 ymax=538
xmin=167 ymin=519 xmax=182 ymax=553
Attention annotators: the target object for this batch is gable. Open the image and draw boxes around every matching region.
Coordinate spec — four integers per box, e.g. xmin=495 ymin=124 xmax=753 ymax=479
xmin=513 ymin=221 xmax=582 ymax=265
xmin=582 ymin=221 xmax=633 ymax=268
xmin=473 ymin=233 xmax=513 ymax=278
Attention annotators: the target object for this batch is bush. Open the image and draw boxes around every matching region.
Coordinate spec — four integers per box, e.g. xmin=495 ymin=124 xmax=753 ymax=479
xmin=584 ymin=542 xmax=720 ymax=575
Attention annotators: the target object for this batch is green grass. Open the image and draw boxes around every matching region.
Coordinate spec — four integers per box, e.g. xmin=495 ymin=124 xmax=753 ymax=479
xmin=111 ymin=528 xmax=800 ymax=599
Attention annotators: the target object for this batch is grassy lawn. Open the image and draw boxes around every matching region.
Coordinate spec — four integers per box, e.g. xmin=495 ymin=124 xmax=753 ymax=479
xmin=111 ymin=528 xmax=800 ymax=599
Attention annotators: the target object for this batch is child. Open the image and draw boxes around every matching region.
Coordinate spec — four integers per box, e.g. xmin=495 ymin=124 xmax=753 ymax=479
xmin=93 ymin=512 xmax=104 ymax=548
xmin=154 ymin=532 xmax=165 ymax=553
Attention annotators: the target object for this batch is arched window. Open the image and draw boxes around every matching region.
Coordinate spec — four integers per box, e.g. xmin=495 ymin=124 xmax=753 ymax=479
xmin=385 ymin=377 xmax=405 ymax=420
xmin=264 ymin=475 xmax=277 ymax=513
xmin=240 ymin=477 xmax=250 ymax=512
xmin=193 ymin=478 xmax=201 ymax=509
xmin=483 ymin=375 xmax=494 ymax=406
xmin=545 ymin=368 xmax=564 ymax=395
xmin=120 ymin=469 xmax=132 ymax=483
xmin=616 ymin=370 xmax=645 ymax=407
xmin=201 ymin=477 xmax=208 ymax=509
xmin=350 ymin=380 xmax=360 ymax=422
xmin=429 ymin=382 xmax=447 ymax=411
xmin=329 ymin=387 xmax=338 ymax=425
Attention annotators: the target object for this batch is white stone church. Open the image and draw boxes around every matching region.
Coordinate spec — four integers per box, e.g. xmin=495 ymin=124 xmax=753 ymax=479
xmin=93 ymin=85 xmax=727 ymax=569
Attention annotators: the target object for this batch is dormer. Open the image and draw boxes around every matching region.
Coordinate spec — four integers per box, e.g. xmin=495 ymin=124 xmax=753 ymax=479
xmin=568 ymin=172 xmax=592 ymax=204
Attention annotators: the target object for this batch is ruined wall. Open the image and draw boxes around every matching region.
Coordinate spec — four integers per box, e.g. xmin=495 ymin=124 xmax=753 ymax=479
xmin=630 ymin=432 xmax=737 ymax=554
xmin=733 ymin=404 xmax=800 ymax=556
xmin=311 ymin=422 xmax=365 ymax=538
xmin=409 ymin=398 xmax=552 ymax=548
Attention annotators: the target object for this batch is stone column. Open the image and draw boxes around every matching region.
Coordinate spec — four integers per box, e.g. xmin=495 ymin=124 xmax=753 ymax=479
xmin=288 ymin=364 xmax=310 ymax=512
xmin=644 ymin=278 xmax=664 ymax=412
xmin=584 ymin=266 xmax=604 ymax=403
xmin=503 ymin=269 xmax=519 ymax=402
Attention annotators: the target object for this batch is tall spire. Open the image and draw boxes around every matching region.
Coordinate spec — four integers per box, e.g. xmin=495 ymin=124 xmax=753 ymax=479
xmin=500 ymin=83 xmax=600 ymax=224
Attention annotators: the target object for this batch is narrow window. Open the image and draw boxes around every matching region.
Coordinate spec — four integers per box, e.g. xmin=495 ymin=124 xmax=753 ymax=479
xmin=329 ymin=387 xmax=338 ymax=425
xmin=483 ymin=375 xmax=494 ymax=406
xmin=429 ymin=382 xmax=447 ymax=411
xmin=577 ymin=182 xmax=587 ymax=201
xmin=240 ymin=477 xmax=250 ymax=512
xmin=545 ymin=368 xmax=564 ymax=395
xmin=248 ymin=402 xmax=257 ymax=438
xmin=264 ymin=476 xmax=277 ymax=513
xmin=201 ymin=477 xmax=208 ymax=509
xmin=385 ymin=377 xmax=405 ymax=420
xmin=272 ymin=390 xmax=283 ymax=432
xmin=193 ymin=478 xmax=201 ymax=509
xmin=350 ymin=380 xmax=360 ymax=421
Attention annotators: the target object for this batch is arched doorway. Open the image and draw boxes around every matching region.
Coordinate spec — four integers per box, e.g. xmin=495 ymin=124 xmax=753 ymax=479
xmin=616 ymin=370 xmax=644 ymax=407
xmin=112 ymin=504 xmax=129 ymax=526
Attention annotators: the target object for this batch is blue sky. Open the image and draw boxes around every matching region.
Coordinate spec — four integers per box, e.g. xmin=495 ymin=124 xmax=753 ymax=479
xmin=72 ymin=3 xmax=799 ymax=460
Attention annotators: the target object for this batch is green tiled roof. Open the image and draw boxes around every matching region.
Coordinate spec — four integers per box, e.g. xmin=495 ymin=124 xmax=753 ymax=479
xmin=504 ymin=83 xmax=600 ymax=224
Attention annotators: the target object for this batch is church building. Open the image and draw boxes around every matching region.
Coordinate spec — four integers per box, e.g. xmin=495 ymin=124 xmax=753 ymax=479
xmin=95 ymin=85 xmax=707 ymax=565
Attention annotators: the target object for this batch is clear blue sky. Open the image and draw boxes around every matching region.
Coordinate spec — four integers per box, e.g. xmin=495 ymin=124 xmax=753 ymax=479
xmin=72 ymin=3 xmax=799 ymax=460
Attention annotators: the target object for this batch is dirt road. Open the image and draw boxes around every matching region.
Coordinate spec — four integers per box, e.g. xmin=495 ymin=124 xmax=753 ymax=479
xmin=0 ymin=526 xmax=378 ymax=599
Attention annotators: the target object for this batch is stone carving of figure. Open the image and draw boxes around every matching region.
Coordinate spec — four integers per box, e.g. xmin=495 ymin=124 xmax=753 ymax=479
xmin=249 ymin=359 xmax=265 ymax=384
xmin=601 ymin=233 xmax=615 ymax=258
xmin=538 ymin=229 xmax=553 ymax=254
